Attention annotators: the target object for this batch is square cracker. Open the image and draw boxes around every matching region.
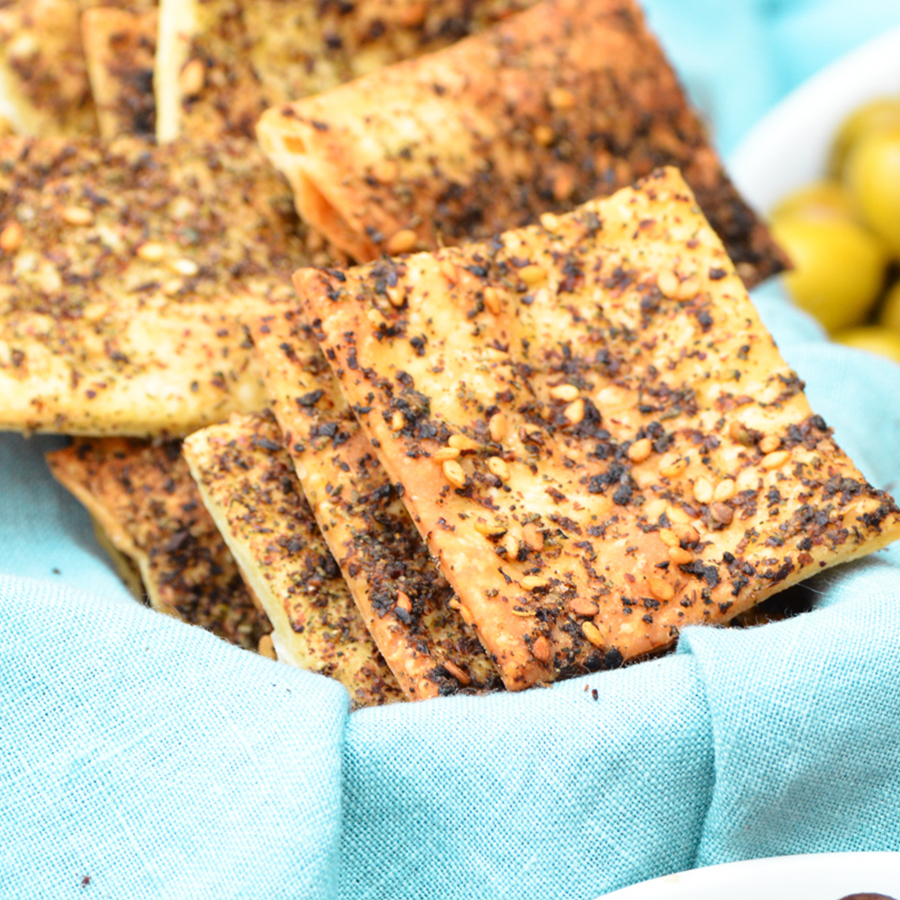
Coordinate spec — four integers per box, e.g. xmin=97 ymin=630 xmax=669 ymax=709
xmin=297 ymin=167 xmax=900 ymax=691
xmin=0 ymin=135 xmax=322 ymax=436
xmin=155 ymin=0 xmax=535 ymax=142
xmin=46 ymin=436 xmax=272 ymax=653
xmin=251 ymin=308 xmax=502 ymax=700
xmin=81 ymin=6 xmax=158 ymax=139
xmin=183 ymin=411 xmax=404 ymax=709
xmin=258 ymin=0 xmax=785 ymax=286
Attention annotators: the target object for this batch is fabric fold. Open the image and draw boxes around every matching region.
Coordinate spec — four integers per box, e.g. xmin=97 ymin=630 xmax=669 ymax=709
xmin=678 ymin=545 xmax=900 ymax=867
xmin=0 ymin=575 xmax=349 ymax=900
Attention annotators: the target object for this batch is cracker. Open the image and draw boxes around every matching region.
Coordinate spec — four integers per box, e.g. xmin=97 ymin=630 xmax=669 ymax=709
xmin=251 ymin=308 xmax=502 ymax=699
xmin=258 ymin=0 xmax=785 ymax=287
xmin=46 ymin=436 xmax=272 ymax=653
xmin=155 ymin=0 xmax=535 ymax=142
xmin=0 ymin=135 xmax=320 ymax=436
xmin=0 ymin=0 xmax=155 ymax=136
xmin=183 ymin=410 xmax=404 ymax=708
xmin=81 ymin=6 xmax=158 ymax=139
xmin=297 ymin=167 xmax=900 ymax=691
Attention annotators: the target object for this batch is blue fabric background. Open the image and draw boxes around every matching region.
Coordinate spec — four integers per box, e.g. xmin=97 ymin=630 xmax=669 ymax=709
xmin=3 ymin=2 xmax=900 ymax=897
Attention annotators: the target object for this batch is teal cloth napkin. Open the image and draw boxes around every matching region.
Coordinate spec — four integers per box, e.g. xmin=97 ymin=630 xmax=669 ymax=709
xmin=4 ymin=1 xmax=900 ymax=897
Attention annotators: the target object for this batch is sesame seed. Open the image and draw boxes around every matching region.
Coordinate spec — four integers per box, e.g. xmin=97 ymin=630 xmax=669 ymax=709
xmin=533 ymin=124 xmax=555 ymax=146
xmin=522 ymin=522 xmax=544 ymax=551
xmin=448 ymin=433 xmax=479 ymax=452
xmin=693 ymin=477 xmax=713 ymax=504
xmin=668 ymin=546 xmax=692 ymax=564
xmin=396 ymin=591 xmax=412 ymax=613
xmin=483 ymin=286 xmax=502 ymax=315
xmin=386 ymin=229 xmax=417 ymax=255
xmin=487 ymin=456 xmax=510 ymax=481
xmin=169 ymin=257 xmax=199 ymax=277
xmin=390 ymin=411 xmax=405 ymax=431
xmin=531 ymin=635 xmax=552 ymax=663
xmin=564 ymin=398 xmax=585 ymax=425
xmin=62 ymin=206 xmax=94 ymax=226
xmin=713 ymin=479 xmax=736 ymax=502
xmin=659 ymin=527 xmax=681 ymax=548
xmin=371 ymin=158 xmax=399 ymax=184
xmin=136 ymin=241 xmax=166 ymax=262
xmin=488 ymin=412 xmax=508 ymax=442
xmin=759 ymin=434 xmax=781 ymax=454
xmin=627 ymin=438 xmax=652 ymax=463
xmin=519 ymin=264 xmax=546 ymax=285
xmin=179 ymin=58 xmax=206 ymax=97
xmin=521 ymin=575 xmax=548 ymax=591
xmin=582 ymin=621 xmax=603 ymax=647
xmin=660 ymin=457 xmax=687 ymax=478
xmin=647 ymin=577 xmax=675 ymax=601
xmin=549 ymin=383 xmax=580 ymax=402
xmin=0 ymin=221 xmax=23 ymax=252
xmin=549 ymin=86 xmax=576 ymax=110
xmin=442 ymin=459 xmax=467 ymax=488
xmin=675 ymin=275 xmax=701 ymax=300
xmin=443 ymin=660 xmax=471 ymax=685
xmin=433 ymin=447 xmax=461 ymax=461
xmin=656 ymin=270 xmax=679 ymax=298
xmin=474 ymin=520 xmax=507 ymax=538
xmin=761 ymin=449 xmax=790 ymax=470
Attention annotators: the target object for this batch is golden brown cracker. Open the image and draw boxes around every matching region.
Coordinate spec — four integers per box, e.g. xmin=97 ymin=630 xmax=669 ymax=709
xmin=155 ymin=0 xmax=535 ymax=142
xmin=81 ymin=6 xmax=158 ymax=138
xmin=259 ymin=0 xmax=785 ymax=286
xmin=183 ymin=410 xmax=405 ymax=708
xmin=297 ymin=167 xmax=900 ymax=691
xmin=252 ymin=308 xmax=502 ymax=699
xmin=46 ymin=436 xmax=272 ymax=652
xmin=0 ymin=135 xmax=317 ymax=436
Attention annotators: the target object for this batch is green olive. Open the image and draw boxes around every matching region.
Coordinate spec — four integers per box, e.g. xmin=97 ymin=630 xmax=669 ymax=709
xmin=829 ymin=96 xmax=900 ymax=177
xmin=877 ymin=279 xmax=900 ymax=331
xmin=770 ymin=180 xmax=856 ymax=222
xmin=771 ymin=215 xmax=887 ymax=332
xmin=844 ymin=126 xmax=900 ymax=258
xmin=833 ymin=325 xmax=900 ymax=365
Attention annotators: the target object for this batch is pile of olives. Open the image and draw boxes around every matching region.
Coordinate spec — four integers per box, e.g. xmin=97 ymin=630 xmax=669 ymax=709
xmin=770 ymin=95 xmax=900 ymax=362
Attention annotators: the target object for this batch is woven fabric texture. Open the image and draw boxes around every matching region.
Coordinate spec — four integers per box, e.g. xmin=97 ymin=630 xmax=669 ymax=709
xmin=3 ymin=1 xmax=900 ymax=897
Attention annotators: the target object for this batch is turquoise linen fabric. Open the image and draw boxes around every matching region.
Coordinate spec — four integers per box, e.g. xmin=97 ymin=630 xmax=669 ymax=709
xmin=4 ymin=1 xmax=900 ymax=897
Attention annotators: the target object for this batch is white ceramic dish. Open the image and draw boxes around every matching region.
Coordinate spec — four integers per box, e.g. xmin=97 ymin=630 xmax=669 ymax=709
xmin=600 ymin=852 xmax=900 ymax=900
xmin=729 ymin=25 xmax=900 ymax=216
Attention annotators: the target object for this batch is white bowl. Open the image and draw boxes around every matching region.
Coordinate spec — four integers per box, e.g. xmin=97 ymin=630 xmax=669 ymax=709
xmin=600 ymin=851 xmax=900 ymax=900
xmin=729 ymin=25 xmax=900 ymax=216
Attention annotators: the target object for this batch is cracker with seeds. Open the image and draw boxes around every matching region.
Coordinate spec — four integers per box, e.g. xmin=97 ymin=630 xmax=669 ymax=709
xmin=47 ymin=436 xmax=272 ymax=653
xmin=81 ymin=6 xmax=158 ymax=139
xmin=297 ymin=167 xmax=900 ymax=691
xmin=0 ymin=135 xmax=323 ymax=436
xmin=258 ymin=0 xmax=785 ymax=286
xmin=155 ymin=0 xmax=535 ymax=142
xmin=183 ymin=410 xmax=404 ymax=708
xmin=252 ymin=308 xmax=502 ymax=699
xmin=0 ymin=0 xmax=155 ymax=136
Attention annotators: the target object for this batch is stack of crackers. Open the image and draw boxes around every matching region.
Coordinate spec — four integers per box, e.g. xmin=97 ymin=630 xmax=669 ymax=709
xmin=2 ymin=0 xmax=897 ymax=707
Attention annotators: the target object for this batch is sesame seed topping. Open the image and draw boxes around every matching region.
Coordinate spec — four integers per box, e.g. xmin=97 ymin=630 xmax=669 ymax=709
xmin=582 ymin=621 xmax=603 ymax=647
xmin=136 ymin=241 xmax=166 ymax=262
xmin=761 ymin=449 xmax=790 ymax=470
xmin=62 ymin=206 xmax=94 ymax=226
xmin=434 ymin=446 xmax=461 ymax=461
xmin=0 ymin=221 xmax=23 ymax=253
xmin=564 ymin=398 xmax=585 ymax=425
xmin=758 ymin=434 xmax=781 ymax=454
xmin=549 ymin=383 xmax=580 ymax=402
xmin=519 ymin=263 xmax=546 ymax=285
xmin=487 ymin=456 xmax=510 ymax=481
xmin=179 ymin=58 xmax=206 ymax=98
xmin=442 ymin=459 xmax=467 ymax=488
xmin=448 ymin=433 xmax=479 ymax=452
xmin=531 ymin=635 xmax=551 ymax=663
xmin=521 ymin=575 xmax=548 ymax=591
xmin=488 ymin=412 xmax=508 ymax=442
xmin=647 ymin=577 xmax=675 ymax=601
xmin=386 ymin=229 xmax=417 ymax=255
xmin=693 ymin=477 xmax=713 ymax=504
xmin=627 ymin=438 xmax=652 ymax=463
